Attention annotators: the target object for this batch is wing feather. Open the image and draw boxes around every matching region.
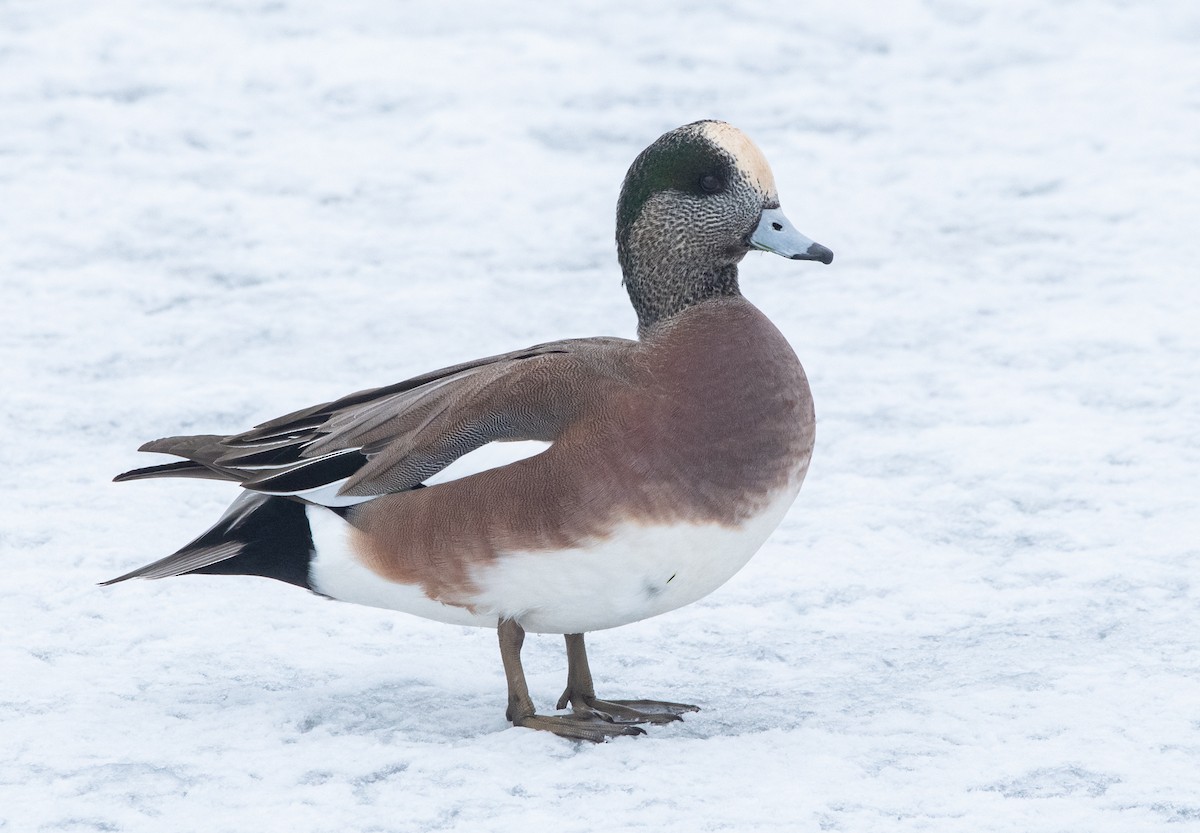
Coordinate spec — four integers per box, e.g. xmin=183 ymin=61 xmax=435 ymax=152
xmin=117 ymin=337 xmax=637 ymax=505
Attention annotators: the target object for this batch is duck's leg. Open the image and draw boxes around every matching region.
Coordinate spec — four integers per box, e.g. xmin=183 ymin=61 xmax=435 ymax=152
xmin=497 ymin=618 xmax=645 ymax=742
xmin=555 ymin=632 xmax=699 ymax=724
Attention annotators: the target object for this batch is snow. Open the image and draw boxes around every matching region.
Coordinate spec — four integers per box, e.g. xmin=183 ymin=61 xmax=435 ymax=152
xmin=2 ymin=0 xmax=1199 ymax=830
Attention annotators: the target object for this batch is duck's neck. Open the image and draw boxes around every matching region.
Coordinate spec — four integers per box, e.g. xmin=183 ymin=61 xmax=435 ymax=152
xmin=621 ymin=258 xmax=742 ymax=337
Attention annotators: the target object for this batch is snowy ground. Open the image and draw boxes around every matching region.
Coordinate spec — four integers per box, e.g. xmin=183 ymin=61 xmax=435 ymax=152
xmin=3 ymin=1 xmax=1200 ymax=830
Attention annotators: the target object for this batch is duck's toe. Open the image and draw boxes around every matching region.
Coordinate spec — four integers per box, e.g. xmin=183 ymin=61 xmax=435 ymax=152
xmin=513 ymin=713 xmax=647 ymax=743
xmin=597 ymin=698 xmax=701 ymax=720
xmin=558 ymin=693 xmax=700 ymax=725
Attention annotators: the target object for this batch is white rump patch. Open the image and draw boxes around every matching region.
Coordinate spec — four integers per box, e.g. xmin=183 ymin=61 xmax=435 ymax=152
xmin=307 ymin=507 xmax=492 ymax=627
xmin=699 ymin=121 xmax=778 ymax=200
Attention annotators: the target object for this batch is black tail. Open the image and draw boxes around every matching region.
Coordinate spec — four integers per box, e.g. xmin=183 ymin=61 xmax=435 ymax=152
xmin=103 ymin=493 xmax=315 ymax=589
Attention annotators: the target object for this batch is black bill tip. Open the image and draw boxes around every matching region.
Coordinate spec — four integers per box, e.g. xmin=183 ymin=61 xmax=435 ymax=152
xmin=792 ymin=243 xmax=834 ymax=264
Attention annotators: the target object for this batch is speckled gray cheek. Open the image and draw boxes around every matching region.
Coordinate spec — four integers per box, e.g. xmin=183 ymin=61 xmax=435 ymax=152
xmin=618 ymin=179 xmax=764 ymax=332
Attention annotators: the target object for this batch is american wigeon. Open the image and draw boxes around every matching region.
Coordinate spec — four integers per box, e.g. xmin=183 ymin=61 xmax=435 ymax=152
xmin=108 ymin=120 xmax=832 ymax=741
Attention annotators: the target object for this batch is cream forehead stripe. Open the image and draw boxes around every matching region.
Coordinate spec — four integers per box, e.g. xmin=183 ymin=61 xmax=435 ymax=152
xmin=699 ymin=122 xmax=778 ymax=200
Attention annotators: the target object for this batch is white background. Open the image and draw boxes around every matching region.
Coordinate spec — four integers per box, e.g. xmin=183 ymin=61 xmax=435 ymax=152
xmin=2 ymin=1 xmax=1198 ymax=830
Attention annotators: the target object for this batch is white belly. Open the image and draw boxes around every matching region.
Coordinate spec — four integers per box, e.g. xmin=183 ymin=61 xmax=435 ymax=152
xmin=308 ymin=482 xmax=800 ymax=634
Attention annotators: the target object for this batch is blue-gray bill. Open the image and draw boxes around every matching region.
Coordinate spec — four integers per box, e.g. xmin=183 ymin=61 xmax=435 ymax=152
xmin=750 ymin=207 xmax=834 ymax=264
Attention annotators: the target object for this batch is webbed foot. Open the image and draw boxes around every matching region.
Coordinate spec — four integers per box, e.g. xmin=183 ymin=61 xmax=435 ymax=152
xmin=556 ymin=633 xmax=700 ymax=725
xmin=558 ymin=693 xmax=700 ymax=724
xmin=513 ymin=712 xmax=646 ymax=742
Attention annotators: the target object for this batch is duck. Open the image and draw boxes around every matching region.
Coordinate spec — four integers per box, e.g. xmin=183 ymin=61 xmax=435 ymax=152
xmin=107 ymin=120 xmax=833 ymax=742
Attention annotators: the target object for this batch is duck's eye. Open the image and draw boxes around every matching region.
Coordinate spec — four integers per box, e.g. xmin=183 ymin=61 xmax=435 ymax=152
xmin=699 ymin=173 xmax=724 ymax=194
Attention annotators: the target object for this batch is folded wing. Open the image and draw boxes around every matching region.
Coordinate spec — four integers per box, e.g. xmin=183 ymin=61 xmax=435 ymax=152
xmin=116 ymin=337 xmax=637 ymax=505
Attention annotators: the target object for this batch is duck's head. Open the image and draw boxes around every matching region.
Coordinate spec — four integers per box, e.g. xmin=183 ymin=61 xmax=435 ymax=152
xmin=616 ymin=120 xmax=832 ymax=333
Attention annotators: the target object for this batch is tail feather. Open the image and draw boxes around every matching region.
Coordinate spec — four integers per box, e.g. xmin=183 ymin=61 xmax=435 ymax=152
xmin=102 ymin=541 xmax=244 ymax=584
xmin=138 ymin=434 xmax=229 ymax=459
xmin=103 ymin=492 xmax=315 ymax=589
xmin=113 ymin=460 xmax=239 ymax=483
xmin=116 ymin=434 xmax=242 ymax=483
